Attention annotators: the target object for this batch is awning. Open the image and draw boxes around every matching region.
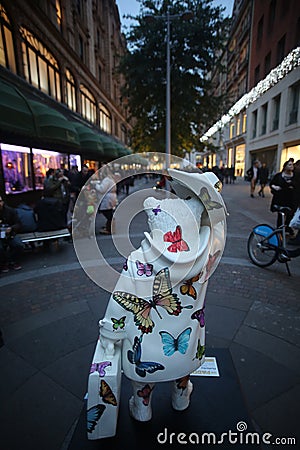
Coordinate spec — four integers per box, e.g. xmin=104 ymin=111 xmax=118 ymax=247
xmin=99 ymin=135 xmax=119 ymax=160
xmin=0 ymin=79 xmax=36 ymax=136
xmin=28 ymin=100 xmax=80 ymax=148
xmin=115 ymin=143 xmax=132 ymax=157
xmin=73 ymin=123 xmax=104 ymax=157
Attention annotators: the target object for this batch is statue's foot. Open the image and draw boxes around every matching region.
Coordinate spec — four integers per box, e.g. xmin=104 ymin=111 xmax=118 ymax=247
xmin=129 ymin=396 xmax=152 ymax=422
xmin=172 ymin=380 xmax=193 ymax=411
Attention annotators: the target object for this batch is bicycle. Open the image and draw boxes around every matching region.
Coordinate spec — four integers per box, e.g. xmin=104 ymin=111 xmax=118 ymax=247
xmin=247 ymin=205 xmax=300 ymax=276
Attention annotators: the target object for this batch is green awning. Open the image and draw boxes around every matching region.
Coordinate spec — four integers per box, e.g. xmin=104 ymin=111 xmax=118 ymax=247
xmin=0 ymin=79 xmax=36 ymax=136
xmin=73 ymin=123 xmax=104 ymax=156
xmin=99 ymin=135 xmax=119 ymax=160
xmin=115 ymin=144 xmax=132 ymax=157
xmin=28 ymin=100 xmax=80 ymax=148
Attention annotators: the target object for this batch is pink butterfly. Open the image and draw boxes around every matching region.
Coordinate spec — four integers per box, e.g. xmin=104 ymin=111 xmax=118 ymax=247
xmin=137 ymin=384 xmax=154 ymax=406
xmin=136 ymin=260 xmax=153 ymax=277
xmin=90 ymin=361 xmax=112 ymax=377
xmin=163 ymin=225 xmax=189 ymax=253
xmin=205 ymin=250 xmax=221 ymax=280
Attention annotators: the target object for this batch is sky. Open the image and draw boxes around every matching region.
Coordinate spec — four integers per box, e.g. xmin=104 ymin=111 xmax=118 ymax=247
xmin=116 ymin=0 xmax=235 ymax=31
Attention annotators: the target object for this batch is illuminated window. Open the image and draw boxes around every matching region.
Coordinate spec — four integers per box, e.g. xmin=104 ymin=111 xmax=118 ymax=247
xmin=56 ymin=0 xmax=62 ymax=30
xmin=80 ymin=85 xmax=96 ymax=123
xmin=65 ymin=69 xmax=76 ymax=111
xmin=229 ymin=122 xmax=235 ymax=139
xmin=1 ymin=143 xmax=32 ymax=194
xmin=0 ymin=5 xmax=16 ymax=73
xmin=20 ymin=27 xmax=61 ymax=101
xmin=242 ymin=113 xmax=247 ymax=133
xmin=237 ymin=118 xmax=241 ymax=135
xmin=32 ymin=148 xmax=68 ymax=190
xmin=99 ymin=103 xmax=112 ymax=134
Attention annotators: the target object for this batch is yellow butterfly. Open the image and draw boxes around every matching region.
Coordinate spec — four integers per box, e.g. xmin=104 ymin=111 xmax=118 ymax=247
xmin=113 ymin=268 xmax=182 ymax=334
xmin=99 ymin=380 xmax=117 ymax=406
xmin=199 ymin=187 xmax=222 ymax=211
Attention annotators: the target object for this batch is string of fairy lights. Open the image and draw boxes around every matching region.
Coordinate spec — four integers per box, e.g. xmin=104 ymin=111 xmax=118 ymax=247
xmin=200 ymin=46 xmax=300 ymax=142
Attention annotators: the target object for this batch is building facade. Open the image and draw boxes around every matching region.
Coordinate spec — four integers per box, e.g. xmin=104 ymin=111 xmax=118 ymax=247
xmin=0 ymin=0 xmax=132 ymax=202
xmin=201 ymin=0 xmax=300 ymax=177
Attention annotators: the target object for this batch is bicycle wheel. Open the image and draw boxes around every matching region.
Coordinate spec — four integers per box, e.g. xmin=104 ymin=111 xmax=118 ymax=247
xmin=247 ymin=231 xmax=278 ymax=267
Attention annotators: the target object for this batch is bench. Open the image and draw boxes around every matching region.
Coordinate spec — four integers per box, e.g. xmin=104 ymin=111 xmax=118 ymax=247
xmin=18 ymin=228 xmax=71 ymax=245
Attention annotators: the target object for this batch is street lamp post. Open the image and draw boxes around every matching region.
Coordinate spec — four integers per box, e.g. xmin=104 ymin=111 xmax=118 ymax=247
xmin=145 ymin=8 xmax=193 ymax=170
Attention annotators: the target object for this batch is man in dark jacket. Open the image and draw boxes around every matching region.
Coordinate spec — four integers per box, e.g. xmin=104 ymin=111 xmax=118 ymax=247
xmin=0 ymin=195 xmax=23 ymax=272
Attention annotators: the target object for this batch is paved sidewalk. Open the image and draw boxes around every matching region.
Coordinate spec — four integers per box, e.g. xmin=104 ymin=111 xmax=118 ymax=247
xmin=0 ymin=178 xmax=299 ymax=449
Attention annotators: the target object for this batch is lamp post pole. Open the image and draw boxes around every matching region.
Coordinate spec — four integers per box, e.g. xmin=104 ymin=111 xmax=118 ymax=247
xmin=144 ymin=9 xmax=193 ymax=171
xmin=165 ymin=7 xmax=171 ymax=170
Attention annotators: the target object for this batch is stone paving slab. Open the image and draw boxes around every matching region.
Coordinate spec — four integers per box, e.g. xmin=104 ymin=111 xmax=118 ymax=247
xmin=0 ymin=372 xmax=83 ymax=450
xmin=234 ymin=325 xmax=300 ymax=374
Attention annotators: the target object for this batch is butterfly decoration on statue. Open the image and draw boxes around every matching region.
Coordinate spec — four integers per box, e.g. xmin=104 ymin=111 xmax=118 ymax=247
xmin=163 ymin=225 xmax=190 ymax=253
xmin=90 ymin=361 xmax=112 ymax=377
xmin=127 ymin=335 xmax=165 ymax=377
xmin=152 ymin=205 xmax=161 ymax=216
xmin=113 ymin=267 xmax=182 ymax=334
xmin=137 ymin=383 xmax=154 ymax=406
xmin=199 ymin=187 xmax=223 ymax=211
xmin=193 ymin=340 xmax=205 ymax=361
xmin=175 ymin=375 xmax=190 ymax=394
xmin=191 ymin=307 xmax=205 ymax=328
xmin=87 ymin=404 xmax=106 ymax=433
xmin=136 ymin=260 xmax=153 ymax=277
xmin=180 ymin=274 xmax=201 ymax=300
xmin=159 ymin=327 xmax=192 ymax=357
xmin=204 ymin=250 xmax=221 ymax=281
xmin=99 ymin=380 xmax=117 ymax=406
xmin=111 ymin=316 xmax=126 ymax=330
xmin=123 ymin=259 xmax=128 ymax=271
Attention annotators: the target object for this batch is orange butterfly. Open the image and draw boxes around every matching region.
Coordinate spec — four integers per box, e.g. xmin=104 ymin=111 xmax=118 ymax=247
xmin=180 ymin=274 xmax=200 ymax=300
xmin=163 ymin=225 xmax=189 ymax=253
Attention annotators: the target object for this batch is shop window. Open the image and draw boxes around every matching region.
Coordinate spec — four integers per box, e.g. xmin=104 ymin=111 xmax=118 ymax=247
xmin=99 ymin=103 xmax=112 ymax=134
xmin=288 ymin=82 xmax=299 ymax=125
xmin=229 ymin=122 xmax=235 ymax=139
xmin=69 ymin=154 xmax=81 ymax=171
xmin=80 ymin=85 xmax=96 ymax=124
xmin=272 ymin=94 xmax=280 ymax=130
xmin=1 ymin=143 xmax=33 ymax=194
xmin=32 ymin=148 xmax=68 ymax=190
xmin=0 ymin=5 xmax=16 ymax=73
xmin=20 ymin=27 xmax=61 ymax=101
xmin=65 ymin=69 xmax=76 ymax=112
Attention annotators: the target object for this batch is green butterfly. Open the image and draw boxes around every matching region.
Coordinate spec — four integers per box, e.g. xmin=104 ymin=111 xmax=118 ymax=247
xmin=199 ymin=187 xmax=222 ymax=211
xmin=193 ymin=340 xmax=205 ymax=360
xmin=111 ymin=316 xmax=126 ymax=330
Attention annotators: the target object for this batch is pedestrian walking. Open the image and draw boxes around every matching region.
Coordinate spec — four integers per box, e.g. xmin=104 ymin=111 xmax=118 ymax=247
xmin=92 ymin=166 xmax=118 ymax=235
xmin=246 ymin=160 xmax=260 ymax=198
xmin=258 ymin=162 xmax=269 ymax=197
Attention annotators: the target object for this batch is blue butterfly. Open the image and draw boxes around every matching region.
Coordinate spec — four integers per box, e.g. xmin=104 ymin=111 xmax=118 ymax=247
xmin=159 ymin=327 xmax=192 ymax=357
xmin=87 ymin=404 xmax=106 ymax=433
xmin=127 ymin=335 xmax=165 ymax=378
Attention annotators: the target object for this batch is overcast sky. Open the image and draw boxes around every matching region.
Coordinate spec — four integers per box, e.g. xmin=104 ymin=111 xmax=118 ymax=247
xmin=116 ymin=0 xmax=235 ymax=31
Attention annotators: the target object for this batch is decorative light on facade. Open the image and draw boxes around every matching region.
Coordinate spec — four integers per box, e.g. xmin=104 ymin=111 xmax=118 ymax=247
xmin=201 ymin=47 xmax=300 ymax=141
